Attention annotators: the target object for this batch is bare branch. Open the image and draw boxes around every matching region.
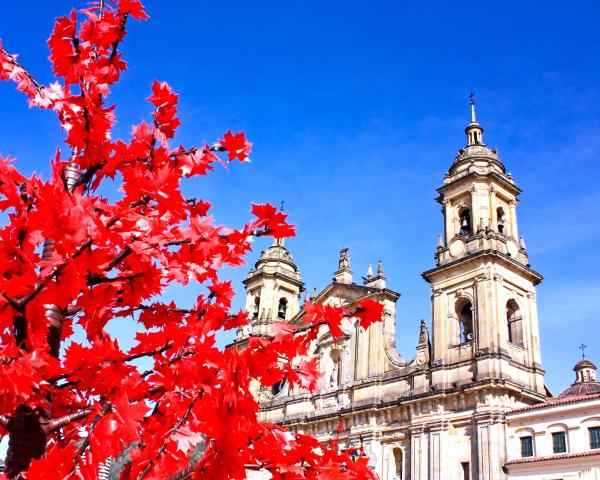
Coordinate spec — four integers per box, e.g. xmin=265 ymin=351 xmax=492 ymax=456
xmin=42 ymin=408 xmax=91 ymax=434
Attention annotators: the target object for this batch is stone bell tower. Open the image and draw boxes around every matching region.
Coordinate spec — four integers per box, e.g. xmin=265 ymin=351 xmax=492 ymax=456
xmin=422 ymin=99 xmax=545 ymax=397
xmin=237 ymin=239 xmax=304 ymax=340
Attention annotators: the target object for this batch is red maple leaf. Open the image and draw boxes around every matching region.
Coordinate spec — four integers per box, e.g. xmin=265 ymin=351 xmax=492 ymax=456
xmin=354 ymin=298 xmax=384 ymax=330
xmin=220 ymin=130 xmax=252 ymax=161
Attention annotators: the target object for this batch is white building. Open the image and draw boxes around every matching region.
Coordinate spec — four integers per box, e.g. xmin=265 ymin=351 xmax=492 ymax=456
xmin=234 ymin=101 xmax=600 ymax=479
xmin=505 ymin=359 xmax=600 ymax=479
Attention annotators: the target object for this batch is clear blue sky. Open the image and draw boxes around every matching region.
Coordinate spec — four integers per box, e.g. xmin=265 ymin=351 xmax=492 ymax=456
xmin=1 ymin=1 xmax=599 ymax=395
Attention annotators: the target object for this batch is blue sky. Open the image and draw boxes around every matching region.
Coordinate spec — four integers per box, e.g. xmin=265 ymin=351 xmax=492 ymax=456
xmin=1 ymin=1 xmax=599 ymax=395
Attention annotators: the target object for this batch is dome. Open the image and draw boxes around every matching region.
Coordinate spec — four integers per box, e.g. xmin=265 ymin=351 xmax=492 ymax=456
xmin=558 ymin=382 xmax=600 ymax=398
xmin=574 ymin=358 xmax=597 ymax=371
xmin=255 ymin=243 xmax=298 ymax=273
xmin=558 ymin=356 xmax=599 ymax=398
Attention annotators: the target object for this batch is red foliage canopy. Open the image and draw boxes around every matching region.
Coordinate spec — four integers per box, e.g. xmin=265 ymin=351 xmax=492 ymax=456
xmin=0 ymin=2 xmax=382 ymax=479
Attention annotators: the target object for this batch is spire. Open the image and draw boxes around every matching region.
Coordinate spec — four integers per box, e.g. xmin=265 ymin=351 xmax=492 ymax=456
xmin=465 ymin=93 xmax=484 ymax=146
xmin=470 ymin=91 xmax=477 ymax=123
xmin=363 ymin=259 xmax=386 ymax=288
xmin=333 ymin=247 xmax=353 ymax=284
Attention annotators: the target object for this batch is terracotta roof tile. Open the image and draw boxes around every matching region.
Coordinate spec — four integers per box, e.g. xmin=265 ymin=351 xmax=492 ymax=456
xmin=505 ymin=449 xmax=600 ymax=465
xmin=508 ymin=392 xmax=600 ymax=414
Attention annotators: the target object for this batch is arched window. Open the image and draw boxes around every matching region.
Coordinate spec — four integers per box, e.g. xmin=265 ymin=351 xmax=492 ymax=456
xmin=457 ymin=299 xmax=474 ymax=344
xmin=277 ymin=298 xmax=288 ymax=319
xmin=271 ymin=379 xmax=286 ymax=396
xmin=507 ymin=300 xmax=523 ymax=347
xmin=252 ymin=296 xmax=260 ymax=320
xmin=392 ymin=447 xmax=403 ymax=480
xmin=459 ymin=209 xmax=472 ymax=236
xmin=497 ymin=207 xmax=506 ymax=234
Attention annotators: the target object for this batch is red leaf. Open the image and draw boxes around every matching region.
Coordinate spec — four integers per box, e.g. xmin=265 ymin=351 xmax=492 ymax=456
xmin=220 ymin=130 xmax=252 ymax=162
xmin=354 ymin=298 xmax=384 ymax=330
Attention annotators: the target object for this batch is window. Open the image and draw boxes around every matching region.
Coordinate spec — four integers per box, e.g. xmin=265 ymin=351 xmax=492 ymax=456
xmin=457 ymin=300 xmax=474 ymax=344
xmin=277 ymin=298 xmax=287 ymax=320
xmin=520 ymin=436 xmax=534 ymax=457
xmin=497 ymin=207 xmax=506 ymax=234
xmin=590 ymin=427 xmax=600 ymax=449
xmin=552 ymin=432 xmax=567 ymax=453
xmin=252 ymin=296 xmax=260 ymax=320
xmin=507 ymin=300 xmax=524 ymax=347
xmin=271 ymin=379 xmax=285 ymax=396
xmin=459 ymin=209 xmax=472 ymax=235
xmin=461 ymin=462 xmax=470 ymax=480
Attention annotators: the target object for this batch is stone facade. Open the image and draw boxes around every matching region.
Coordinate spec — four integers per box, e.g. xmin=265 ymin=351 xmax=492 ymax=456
xmin=233 ymin=102 xmax=600 ymax=479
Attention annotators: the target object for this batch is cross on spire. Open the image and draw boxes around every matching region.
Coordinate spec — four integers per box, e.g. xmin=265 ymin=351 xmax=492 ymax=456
xmin=580 ymin=343 xmax=587 ymax=358
xmin=469 ymin=91 xmax=477 ymax=123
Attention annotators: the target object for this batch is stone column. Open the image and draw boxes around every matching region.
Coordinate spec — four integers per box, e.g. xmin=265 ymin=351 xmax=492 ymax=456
xmin=509 ymin=200 xmax=518 ymax=239
xmin=428 ymin=422 xmax=447 ymax=480
xmin=410 ymin=427 xmax=428 ymax=480
xmin=476 ymin=416 xmax=508 ymax=480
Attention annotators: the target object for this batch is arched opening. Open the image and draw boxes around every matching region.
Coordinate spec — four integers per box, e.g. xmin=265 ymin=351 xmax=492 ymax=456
xmin=329 ymin=348 xmax=341 ymax=387
xmin=457 ymin=299 xmax=474 ymax=344
xmin=507 ymin=299 xmax=523 ymax=347
xmin=497 ymin=207 xmax=506 ymax=234
xmin=277 ymin=297 xmax=288 ymax=320
xmin=459 ymin=208 xmax=472 ymax=236
xmin=252 ymin=296 xmax=260 ymax=320
xmin=392 ymin=447 xmax=403 ymax=480
xmin=271 ymin=379 xmax=286 ymax=396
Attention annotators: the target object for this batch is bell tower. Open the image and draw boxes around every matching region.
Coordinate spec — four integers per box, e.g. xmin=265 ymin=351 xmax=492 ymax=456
xmin=423 ymin=99 xmax=545 ymax=397
xmin=237 ymin=238 xmax=304 ymax=340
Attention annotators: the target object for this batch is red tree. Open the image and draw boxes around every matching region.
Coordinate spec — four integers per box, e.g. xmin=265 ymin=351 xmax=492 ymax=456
xmin=0 ymin=2 xmax=383 ymax=479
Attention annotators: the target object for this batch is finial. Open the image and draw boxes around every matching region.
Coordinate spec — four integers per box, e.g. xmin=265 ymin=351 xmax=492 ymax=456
xmin=280 ymin=200 xmax=285 ymax=211
xmin=366 ymin=264 xmax=373 ymax=279
xmin=312 ymin=287 xmax=317 ymax=299
xmin=338 ymin=247 xmax=351 ymax=270
xmin=580 ymin=343 xmax=587 ymax=358
xmin=519 ymin=236 xmax=526 ymax=249
xmin=377 ymin=260 xmax=384 ymax=276
xmin=469 ymin=91 xmax=476 ymax=123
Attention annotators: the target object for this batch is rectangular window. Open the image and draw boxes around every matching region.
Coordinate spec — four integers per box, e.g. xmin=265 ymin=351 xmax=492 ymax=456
xmin=520 ymin=436 xmax=534 ymax=457
xmin=461 ymin=462 xmax=470 ymax=480
xmin=552 ymin=431 xmax=567 ymax=453
xmin=591 ymin=427 xmax=600 ymax=449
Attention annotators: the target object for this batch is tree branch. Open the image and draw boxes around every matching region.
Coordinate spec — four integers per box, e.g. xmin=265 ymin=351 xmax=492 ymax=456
xmin=137 ymin=390 xmax=203 ymax=480
xmin=42 ymin=408 xmax=91 ymax=434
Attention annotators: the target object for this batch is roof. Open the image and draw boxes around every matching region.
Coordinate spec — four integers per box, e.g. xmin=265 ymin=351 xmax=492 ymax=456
xmin=574 ymin=358 xmax=597 ymax=370
xmin=559 ymin=381 xmax=600 ymax=398
xmin=508 ymin=392 xmax=600 ymax=415
xmin=505 ymin=449 xmax=600 ymax=466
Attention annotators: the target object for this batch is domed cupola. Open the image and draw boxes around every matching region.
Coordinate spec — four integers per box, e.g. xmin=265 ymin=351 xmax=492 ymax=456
xmin=253 ymin=238 xmax=301 ymax=278
xmin=559 ymin=356 xmax=600 ymax=398
xmin=448 ymin=95 xmax=507 ymax=178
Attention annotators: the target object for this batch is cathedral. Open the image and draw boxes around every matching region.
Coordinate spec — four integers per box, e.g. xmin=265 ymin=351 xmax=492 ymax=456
xmin=233 ymin=102 xmax=600 ymax=480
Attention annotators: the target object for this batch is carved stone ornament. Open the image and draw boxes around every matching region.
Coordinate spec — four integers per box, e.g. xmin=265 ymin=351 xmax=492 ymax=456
xmin=449 ymin=238 xmax=465 ymax=257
